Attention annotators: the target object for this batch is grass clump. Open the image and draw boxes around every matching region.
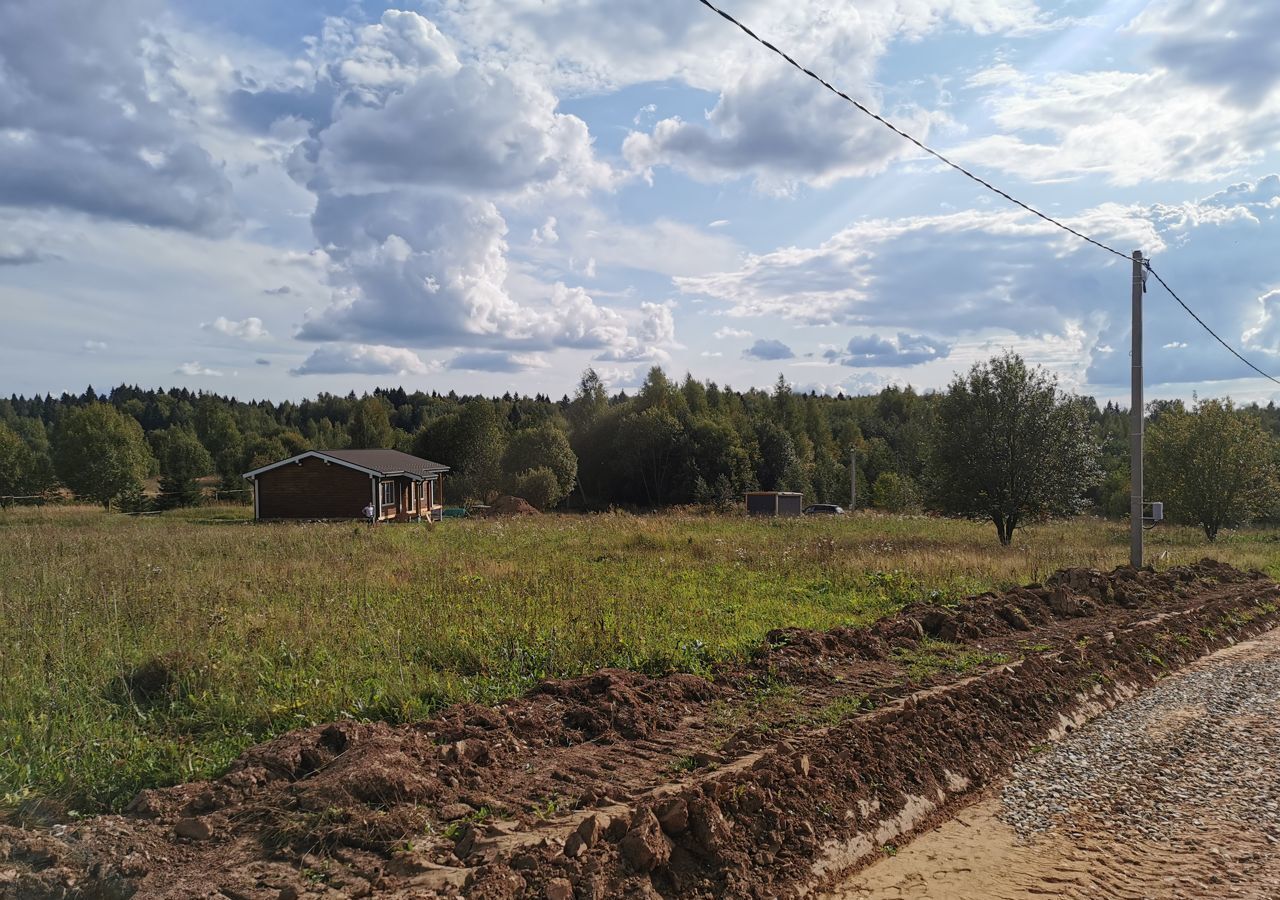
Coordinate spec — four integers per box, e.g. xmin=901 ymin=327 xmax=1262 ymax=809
xmin=807 ymin=694 xmax=872 ymax=726
xmin=894 ymin=638 xmax=1011 ymax=682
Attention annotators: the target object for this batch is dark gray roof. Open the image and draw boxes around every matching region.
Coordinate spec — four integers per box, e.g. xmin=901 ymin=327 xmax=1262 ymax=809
xmin=319 ymin=449 xmax=448 ymax=477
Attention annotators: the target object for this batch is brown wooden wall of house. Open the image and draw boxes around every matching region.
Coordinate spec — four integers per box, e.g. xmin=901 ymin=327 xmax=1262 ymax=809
xmin=383 ymin=475 xmax=415 ymax=521
xmin=256 ymin=456 xmax=372 ymax=519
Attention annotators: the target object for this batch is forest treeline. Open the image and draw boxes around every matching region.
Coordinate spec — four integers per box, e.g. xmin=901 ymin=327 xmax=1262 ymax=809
xmin=2 ymin=362 xmax=1278 ymax=535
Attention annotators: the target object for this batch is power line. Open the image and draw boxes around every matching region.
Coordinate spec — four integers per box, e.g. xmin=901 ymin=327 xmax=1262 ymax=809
xmin=1145 ymin=264 xmax=1280 ymax=388
xmin=693 ymin=0 xmax=1129 ymax=261
xmin=694 ymin=0 xmax=1280 ymax=387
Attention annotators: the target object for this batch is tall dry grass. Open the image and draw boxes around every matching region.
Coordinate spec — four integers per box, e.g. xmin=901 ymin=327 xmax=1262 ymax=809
xmin=1 ymin=505 xmax=1275 ymax=812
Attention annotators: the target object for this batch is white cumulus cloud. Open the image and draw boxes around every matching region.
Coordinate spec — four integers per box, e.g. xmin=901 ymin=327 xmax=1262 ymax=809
xmin=176 ymin=361 xmax=223 ymax=376
xmin=229 ymin=10 xmax=652 ymax=364
xmin=291 ymin=343 xmax=435 ymax=376
xmin=0 ymin=0 xmax=236 ymax=233
xmin=204 ymin=316 xmax=270 ymax=341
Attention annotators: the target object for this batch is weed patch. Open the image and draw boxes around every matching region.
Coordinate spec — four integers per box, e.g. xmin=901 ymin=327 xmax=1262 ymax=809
xmin=894 ymin=638 xmax=1010 ymax=682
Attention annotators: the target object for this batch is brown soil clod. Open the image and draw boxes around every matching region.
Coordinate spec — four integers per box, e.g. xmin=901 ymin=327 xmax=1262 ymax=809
xmin=3 ymin=559 xmax=1279 ymax=899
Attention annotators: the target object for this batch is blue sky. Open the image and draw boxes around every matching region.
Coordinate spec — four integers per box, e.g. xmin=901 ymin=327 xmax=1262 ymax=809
xmin=2 ymin=0 xmax=1279 ymax=403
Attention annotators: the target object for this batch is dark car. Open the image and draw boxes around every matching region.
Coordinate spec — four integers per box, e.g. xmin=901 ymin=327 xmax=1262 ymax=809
xmin=803 ymin=503 xmax=845 ymax=515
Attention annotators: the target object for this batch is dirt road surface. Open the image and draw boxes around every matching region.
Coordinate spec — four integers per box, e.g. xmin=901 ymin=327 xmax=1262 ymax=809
xmin=829 ymin=625 xmax=1280 ymax=899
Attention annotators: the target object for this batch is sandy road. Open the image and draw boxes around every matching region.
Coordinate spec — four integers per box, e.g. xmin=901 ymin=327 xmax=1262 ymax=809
xmin=827 ymin=625 xmax=1280 ymax=899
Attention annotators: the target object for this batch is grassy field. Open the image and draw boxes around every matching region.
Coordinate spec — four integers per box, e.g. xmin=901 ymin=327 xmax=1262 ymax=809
xmin=2 ymin=505 xmax=1277 ymax=814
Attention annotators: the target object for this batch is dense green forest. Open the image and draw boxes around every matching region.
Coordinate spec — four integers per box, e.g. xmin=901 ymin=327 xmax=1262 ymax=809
xmin=3 ymin=364 xmax=1279 ymax=522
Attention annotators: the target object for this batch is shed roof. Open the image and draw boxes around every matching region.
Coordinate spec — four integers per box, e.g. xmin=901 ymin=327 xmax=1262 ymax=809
xmin=243 ymin=449 xmax=448 ymax=481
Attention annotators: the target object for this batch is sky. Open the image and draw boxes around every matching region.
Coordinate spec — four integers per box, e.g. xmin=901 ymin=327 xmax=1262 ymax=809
xmin=2 ymin=0 xmax=1279 ymax=404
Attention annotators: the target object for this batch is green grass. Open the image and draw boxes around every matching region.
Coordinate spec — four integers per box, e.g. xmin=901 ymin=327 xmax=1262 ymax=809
xmin=807 ymin=694 xmax=872 ymax=726
xmin=2 ymin=505 xmax=1277 ymax=814
xmin=893 ymin=638 xmax=1011 ymax=682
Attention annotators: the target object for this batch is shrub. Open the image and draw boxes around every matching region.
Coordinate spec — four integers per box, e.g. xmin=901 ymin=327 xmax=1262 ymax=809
xmin=510 ymin=467 xmax=562 ymax=510
xmin=871 ymin=472 xmax=921 ymax=513
xmin=116 ymin=484 xmax=153 ymax=514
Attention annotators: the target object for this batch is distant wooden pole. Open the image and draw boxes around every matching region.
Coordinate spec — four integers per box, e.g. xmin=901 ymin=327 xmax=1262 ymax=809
xmin=1130 ymin=250 xmax=1145 ymax=569
xmin=850 ymin=446 xmax=857 ymax=511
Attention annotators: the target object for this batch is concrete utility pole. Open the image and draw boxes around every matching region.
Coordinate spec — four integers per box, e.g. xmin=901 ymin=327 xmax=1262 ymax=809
xmin=849 ymin=446 xmax=857 ymax=511
xmin=1130 ymin=250 xmax=1145 ymax=569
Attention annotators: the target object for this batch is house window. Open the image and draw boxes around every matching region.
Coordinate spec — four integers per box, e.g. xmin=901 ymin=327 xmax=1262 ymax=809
xmin=406 ymin=482 xmax=416 ymax=512
xmin=380 ymin=481 xmax=395 ymax=507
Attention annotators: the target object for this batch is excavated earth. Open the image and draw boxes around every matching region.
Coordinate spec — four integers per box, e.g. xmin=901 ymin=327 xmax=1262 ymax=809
xmin=3 ymin=560 xmax=1280 ymax=899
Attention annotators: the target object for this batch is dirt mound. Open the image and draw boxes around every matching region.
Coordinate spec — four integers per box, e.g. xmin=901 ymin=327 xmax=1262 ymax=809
xmin=3 ymin=560 xmax=1278 ymax=899
xmin=485 ymin=495 xmax=540 ymax=516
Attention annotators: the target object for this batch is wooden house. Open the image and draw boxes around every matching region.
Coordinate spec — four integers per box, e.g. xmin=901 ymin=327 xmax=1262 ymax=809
xmin=243 ymin=449 xmax=448 ymax=522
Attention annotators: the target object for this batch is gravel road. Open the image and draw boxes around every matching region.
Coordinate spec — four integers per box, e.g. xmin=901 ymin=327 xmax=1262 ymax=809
xmin=827 ymin=625 xmax=1280 ymax=899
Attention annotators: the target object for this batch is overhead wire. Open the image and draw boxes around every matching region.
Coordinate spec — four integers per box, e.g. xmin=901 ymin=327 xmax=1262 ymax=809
xmin=694 ymin=0 xmax=1130 ymax=261
xmin=1145 ymin=264 xmax=1280 ymax=387
xmin=693 ymin=0 xmax=1280 ymax=386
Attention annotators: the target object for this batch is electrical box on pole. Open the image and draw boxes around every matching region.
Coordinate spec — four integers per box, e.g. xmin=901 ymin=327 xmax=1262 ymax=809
xmin=1130 ymin=250 xmax=1145 ymax=569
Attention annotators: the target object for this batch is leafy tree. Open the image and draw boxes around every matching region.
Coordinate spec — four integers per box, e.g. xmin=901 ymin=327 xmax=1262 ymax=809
xmin=348 ymin=397 xmax=394 ymax=449
xmin=509 ymin=466 xmax=561 ymax=510
xmin=278 ymin=430 xmax=309 ymax=457
xmin=193 ymin=396 xmax=244 ymax=488
xmin=569 ymin=405 xmax=623 ymax=508
xmin=705 ymin=473 xmax=739 ymax=509
xmin=151 ymin=427 xmax=214 ymax=509
xmin=678 ymin=419 xmax=754 ymax=502
xmin=636 ymin=366 xmax=676 ymax=412
xmin=0 ymin=417 xmax=58 ymax=496
xmin=16 ymin=419 xmax=58 ymax=494
xmin=502 ymin=424 xmax=577 ymax=505
xmin=772 ymin=374 xmax=800 ymax=438
xmin=53 ymin=403 xmax=153 ymax=508
xmin=567 ymin=369 xmax=609 ymax=434
xmin=1095 ymin=468 xmax=1132 ymax=519
xmin=754 ymin=419 xmax=807 ymax=494
xmin=871 ymin=471 xmax=920 ymax=513
xmin=415 ymin=399 xmax=506 ymax=503
xmin=0 ymin=423 xmax=37 ymax=498
xmin=809 ymin=446 xmax=848 ymax=506
xmin=929 ymin=352 xmax=1100 ymax=545
xmin=241 ymin=434 xmax=290 ymax=472
xmin=1146 ymin=398 xmax=1278 ymax=541
xmin=681 ymin=375 xmax=708 ymax=415
xmin=857 ymin=437 xmax=895 ymax=489
xmin=305 ymin=416 xmax=349 ymax=450
xmin=615 ymin=407 xmax=682 ymax=505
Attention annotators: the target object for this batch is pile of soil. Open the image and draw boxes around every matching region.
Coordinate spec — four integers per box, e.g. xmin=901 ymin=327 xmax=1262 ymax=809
xmin=3 ymin=560 xmax=1278 ymax=899
xmin=484 ymin=496 xmax=540 ymax=517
